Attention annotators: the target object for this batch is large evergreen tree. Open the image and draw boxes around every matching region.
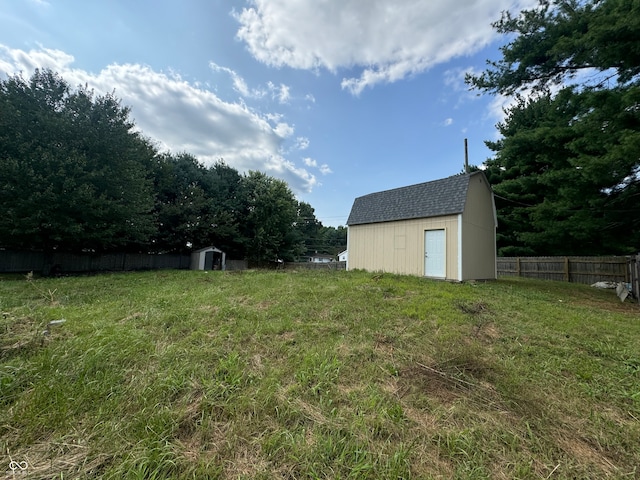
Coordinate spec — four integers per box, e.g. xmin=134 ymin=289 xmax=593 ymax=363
xmin=468 ymin=0 xmax=640 ymax=255
xmin=241 ymin=171 xmax=302 ymax=262
xmin=151 ymin=152 xmax=218 ymax=253
xmin=467 ymin=0 xmax=640 ymax=95
xmin=206 ymin=161 xmax=249 ymax=259
xmin=0 ymin=69 xmax=342 ymax=263
xmin=0 ymin=69 xmax=157 ymax=253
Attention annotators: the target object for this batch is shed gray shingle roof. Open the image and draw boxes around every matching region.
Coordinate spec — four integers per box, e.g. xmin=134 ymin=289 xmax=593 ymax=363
xmin=347 ymin=173 xmax=477 ymax=226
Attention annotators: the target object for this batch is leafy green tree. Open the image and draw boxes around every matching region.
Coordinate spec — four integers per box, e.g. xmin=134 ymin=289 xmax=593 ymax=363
xmin=241 ymin=171 xmax=301 ymax=262
xmin=151 ymin=152 xmax=218 ymax=253
xmin=294 ymin=201 xmax=322 ymax=257
xmin=0 ymin=69 xmax=157 ymax=253
xmin=207 ymin=161 xmax=248 ymax=258
xmin=0 ymin=69 xmax=337 ymax=265
xmin=468 ymin=0 xmax=640 ymax=255
xmin=151 ymin=156 xmax=250 ymax=257
xmin=319 ymin=225 xmax=347 ymax=256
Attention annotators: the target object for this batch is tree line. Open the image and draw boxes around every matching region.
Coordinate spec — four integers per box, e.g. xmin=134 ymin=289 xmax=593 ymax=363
xmin=0 ymin=69 xmax=346 ymax=262
xmin=8 ymin=0 xmax=636 ymax=264
xmin=468 ymin=0 xmax=639 ymax=256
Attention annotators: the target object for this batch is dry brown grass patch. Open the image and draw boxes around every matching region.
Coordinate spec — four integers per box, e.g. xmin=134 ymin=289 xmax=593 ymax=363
xmin=223 ymin=441 xmax=269 ymax=479
xmin=409 ymin=441 xmax=456 ymax=479
xmin=555 ymin=434 xmax=619 ymax=477
xmin=4 ymin=439 xmax=111 ymax=479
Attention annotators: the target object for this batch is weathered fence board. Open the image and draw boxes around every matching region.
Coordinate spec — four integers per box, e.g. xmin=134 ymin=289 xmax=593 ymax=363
xmin=497 ymin=256 xmax=631 ymax=286
xmin=225 ymin=259 xmax=249 ymax=271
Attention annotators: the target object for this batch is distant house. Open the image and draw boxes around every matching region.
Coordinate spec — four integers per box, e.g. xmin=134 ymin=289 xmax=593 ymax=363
xmin=346 ymin=172 xmax=496 ymax=281
xmin=309 ymin=253 xmax=334 ymax=263
xmin=338 ymin=250 xmax=348 ymax=262
xmin=190 ymin=246 xmax=226 ymax=271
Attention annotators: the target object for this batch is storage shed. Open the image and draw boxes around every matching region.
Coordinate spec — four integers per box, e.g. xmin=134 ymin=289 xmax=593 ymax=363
xmin=346 ymin=172 xmax=497 ymax=281
xmin=190 ymin=246 xmax=226 ymax=271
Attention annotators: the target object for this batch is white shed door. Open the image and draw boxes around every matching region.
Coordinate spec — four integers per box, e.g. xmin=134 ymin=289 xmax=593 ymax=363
xmin=424 ymin=229 xmax=446 ymax=278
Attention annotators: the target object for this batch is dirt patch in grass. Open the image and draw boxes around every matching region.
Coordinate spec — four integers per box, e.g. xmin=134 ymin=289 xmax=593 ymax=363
xmin=255 ymin=300 xmax=274 ymax=310
xmin=397 ymin=346 xmax=503 ymax=414
xmin=476 ymin=322 xmax=501 ymax=342
xmin=278 ymin=331 xmax=296 ymax=344
xmin=398 ymin=364 xmax=466 ymax=405
xmin=456 ymin=301 xmax=490 ymax=316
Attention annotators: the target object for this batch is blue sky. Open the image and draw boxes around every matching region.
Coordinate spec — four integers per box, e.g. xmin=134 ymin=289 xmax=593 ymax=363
xmin=0 ymin=0 xmax=535 ymax=226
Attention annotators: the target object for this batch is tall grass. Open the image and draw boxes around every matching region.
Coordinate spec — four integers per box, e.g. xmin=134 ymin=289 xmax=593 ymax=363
xmin=1 ymin=269 xmax=638 ymax=479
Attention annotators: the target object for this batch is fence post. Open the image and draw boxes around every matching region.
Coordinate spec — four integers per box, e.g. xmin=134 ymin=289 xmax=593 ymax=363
xmin=632 ymin=254 xmax=639 ymax=303
xmin=636 ymin=255 xmax=640 ymax=303
xmin=564 ymin=257 xmax=570 ymax=282
xmin=516 ymin=257 xmax=521 ymax=277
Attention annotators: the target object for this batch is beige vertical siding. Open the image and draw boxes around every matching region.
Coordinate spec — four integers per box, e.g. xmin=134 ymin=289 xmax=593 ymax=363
xmin=347 ymin=215 xmax=460 ymax=278
xmin=460 ymin=174 xmax=497 ymax=280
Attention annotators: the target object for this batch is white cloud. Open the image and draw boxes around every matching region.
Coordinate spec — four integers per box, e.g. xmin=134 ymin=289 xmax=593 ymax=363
xmin=303 ymin=157 xmax=333 ymax=176
xmin=268 ymin=81 xmax=290 ymax=104
xmin=234 ymin=0 xmax=538 ymax=95
xmin=443 ymin=66 xmax=478 ymax=93
xmin=295 ymin=137 xmax=310 ymax=150
xmin=274 ymin=122 xmax=294 ymax=138
xmin=319 ymin=164 xmax=333 ymax=175
xmin=265 ymin=112 xmax=284 ymax=123
xmin=486 ymin=94 xmax=514 ymax=125
xmin=443 ymin=118 xmax=453 ymax=126
xmin=0 ymin=45 xmax=317 ymax=192
xmin=210 ymin=63 xmax=293 ymax=105
xmin=210 ymin=61 xmax=266 ymax=99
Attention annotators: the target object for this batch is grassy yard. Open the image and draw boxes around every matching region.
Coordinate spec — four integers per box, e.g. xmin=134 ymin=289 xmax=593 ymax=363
xmin=1 ymin=269 xmax=638 ymax=479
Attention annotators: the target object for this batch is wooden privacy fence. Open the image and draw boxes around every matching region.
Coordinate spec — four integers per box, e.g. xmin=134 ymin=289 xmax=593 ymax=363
xmin=284 ymin=261 xmax=346 ymax=271
xmin=497 ymin=256 xmax=633 ymax=286
xmin=0 ymin=250 xmax=191 ymax=274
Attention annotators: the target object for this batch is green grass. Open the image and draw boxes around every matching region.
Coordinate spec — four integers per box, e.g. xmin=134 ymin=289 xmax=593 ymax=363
xmin=1 ymin=269 xmax=638 ymax=479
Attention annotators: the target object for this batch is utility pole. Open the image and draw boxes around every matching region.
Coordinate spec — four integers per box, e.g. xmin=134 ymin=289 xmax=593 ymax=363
xmin=464 ymin=138 xmax=469 ymax=173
